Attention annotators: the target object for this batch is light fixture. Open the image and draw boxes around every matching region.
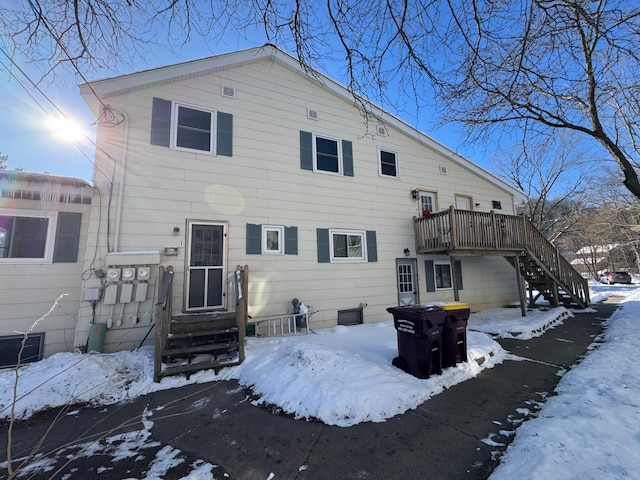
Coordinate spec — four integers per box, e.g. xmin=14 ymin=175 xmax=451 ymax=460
xmin=475 ymin=203 xmax=481 ymax=207
xmin=411 ymin=189 xmax=419 ymax=200
xmin=173 ymin=227 xmax=180 ymax=235
xmin=404 ymin=248 xmax=410 ymax=256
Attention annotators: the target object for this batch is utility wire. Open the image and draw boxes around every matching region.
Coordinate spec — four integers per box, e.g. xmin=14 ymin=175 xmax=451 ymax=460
xmin=0 ymin=50 xmax=114 ymax=182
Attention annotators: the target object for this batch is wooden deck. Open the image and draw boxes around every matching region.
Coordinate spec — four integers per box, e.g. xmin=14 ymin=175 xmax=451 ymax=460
xmin=414 ymin=207 xmax=590 ymax=309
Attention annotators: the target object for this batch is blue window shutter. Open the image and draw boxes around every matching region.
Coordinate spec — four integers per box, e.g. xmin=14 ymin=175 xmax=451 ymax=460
xmin=285 ymin=226 xmax=298 ymax=255
xmin=317 ymin=228 xmax=330 ymax=263
xmin=300 ymin=131 xmax=314 ymax=171
xmin=246 ymin=224 xmax=262 ymax=254
xmin=366 ymin=230 xmax=377 ymax=262
xmin=455 ymin=260 xmax=463 ymax=290
xmin=150 ymin=97 xmax=171 ymax=147
xmin=425 ymin=260 xmax=435 ymax=292
xmin=342 ymin=140 xmax=353 ymax=176
xmin=53 ymin=212 xmax=82 ymax=263
xmin=217 ymin=112 xmax=233 ymax=156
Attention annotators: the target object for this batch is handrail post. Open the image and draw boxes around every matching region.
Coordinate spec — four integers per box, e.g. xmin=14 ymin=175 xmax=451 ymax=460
xmin=235 ymin=265 xmax=248 ymax=362
xmin=449 ymin=205 xmax=458 ymax=249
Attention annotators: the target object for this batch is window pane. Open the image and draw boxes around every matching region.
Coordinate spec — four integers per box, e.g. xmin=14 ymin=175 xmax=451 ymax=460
xmin=436 ymin=264 xmax=452 ymax=289
xmin=266 ymin=230 xmax=280 ymax=251
xmin=190 ymin=224 xmax=223 ymax=266
xmin=347 ymin=235 xmax=362 ymax=257
xmin=420 ymin=194 xmax=435 ymax=213
xmin=380 ymin=151 xmax=397 ymax=176
xmin=333 ymin=234 xmax=348 ymax=257
xmin=316 ymin=137 xmax=340 ymax=173
xmin=0 ymin=216 xmax=48 ymax=258
xmin=176 ymin=106 xmax=211 ymax=151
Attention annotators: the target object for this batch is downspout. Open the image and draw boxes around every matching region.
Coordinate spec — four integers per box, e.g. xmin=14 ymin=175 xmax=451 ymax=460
xmin=111 ymin=107 xmax=129 ymax=252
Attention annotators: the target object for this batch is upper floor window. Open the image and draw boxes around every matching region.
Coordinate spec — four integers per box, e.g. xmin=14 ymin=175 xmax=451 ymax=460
xmin=151 ymin=97 xmax=233 ymax=156
xmin=379 ymin=149 xmax=398 ymax=178
xmin=172 ymin=103 xmax=216 ymax=153
xmin=314 ymin=134 xmax=342 ymax=174
xmin=300 ymin=131 xmax=354 ymax=177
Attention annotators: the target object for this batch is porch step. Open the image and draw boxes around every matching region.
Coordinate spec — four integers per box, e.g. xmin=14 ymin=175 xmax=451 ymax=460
xmin=157 ymin=359 xmax=241 ymax=379
xmin=164 ymin=340 xmax=240 ymax=356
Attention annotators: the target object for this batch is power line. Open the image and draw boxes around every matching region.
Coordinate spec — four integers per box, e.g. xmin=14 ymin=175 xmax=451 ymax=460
xmin=0 ymin=49 xmax=114 ymax=182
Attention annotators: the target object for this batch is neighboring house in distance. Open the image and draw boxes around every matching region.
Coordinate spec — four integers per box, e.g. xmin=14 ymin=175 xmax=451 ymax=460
xmin=0 ymin=171 xmax=93 ymax=365
xmin=74 ymin=44 xmax=533 ymax=354
xmin=572 ymin=244 xmax=637 ymax=278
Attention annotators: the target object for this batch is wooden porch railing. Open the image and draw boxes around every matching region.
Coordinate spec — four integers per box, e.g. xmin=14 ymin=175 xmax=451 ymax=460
xmin=154 ymin=265 xmax=174 ymax=382
xmin=414 ymin=207 xmax=590 ymax=308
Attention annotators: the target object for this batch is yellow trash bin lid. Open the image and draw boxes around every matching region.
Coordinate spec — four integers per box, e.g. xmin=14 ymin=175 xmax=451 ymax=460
xmin=440 ymin=302 xmax=468 ymax=311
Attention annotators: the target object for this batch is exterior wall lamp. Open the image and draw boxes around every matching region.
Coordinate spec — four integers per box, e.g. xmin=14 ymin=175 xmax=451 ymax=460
xmin=411 ymin=189 xmax=419 ymax=200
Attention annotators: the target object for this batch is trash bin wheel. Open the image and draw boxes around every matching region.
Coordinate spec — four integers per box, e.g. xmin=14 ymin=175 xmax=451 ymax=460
xmin=392 ymin=356 xmax=409 ymax=373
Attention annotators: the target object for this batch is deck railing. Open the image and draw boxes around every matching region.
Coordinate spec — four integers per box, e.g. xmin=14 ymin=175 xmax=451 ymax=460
xmin=414 ymin=206 xmax=589 ymax=307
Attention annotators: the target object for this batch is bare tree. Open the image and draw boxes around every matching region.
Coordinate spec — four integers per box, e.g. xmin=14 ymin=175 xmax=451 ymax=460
xmin=493 ymin=132 xmax=596 ymax=242
xmin=3 ymin=1 xmax=640 ymax=201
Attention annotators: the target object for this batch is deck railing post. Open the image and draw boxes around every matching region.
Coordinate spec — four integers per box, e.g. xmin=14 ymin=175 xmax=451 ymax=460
xmin=449 ymin=205 xmax=458 ymax=249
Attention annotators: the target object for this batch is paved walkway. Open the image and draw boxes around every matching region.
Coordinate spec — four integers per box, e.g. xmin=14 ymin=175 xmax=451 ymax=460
xmin=1 ymin=303 xmax=618 ymax=480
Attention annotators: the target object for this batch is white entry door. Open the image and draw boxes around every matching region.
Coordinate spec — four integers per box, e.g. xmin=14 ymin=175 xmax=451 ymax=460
xmin=396 ymin=258 xmax=418 ymax=306
xmin=186 ymin=221 xmax=226 ymax=311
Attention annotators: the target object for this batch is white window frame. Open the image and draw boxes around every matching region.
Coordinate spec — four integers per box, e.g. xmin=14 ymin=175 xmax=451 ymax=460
xmin=378 ymin=148 xmax=399 ymax=178
xmin=419 ymin=191 xmax=437 ymax=215
xmin=329 ymin=229 xmax=367 ymax=263
xmin=434 ymin=260 xmax=453 ymax=290
xmin=0 ymin=209 xmax=57 ymax=264
xmin=312 ymin=133 xmax=343 ymax=176
xmin=262 ymin=225 xmax=284 ymax=255
xmin=170 ymin=101 xmax=217 ymax=155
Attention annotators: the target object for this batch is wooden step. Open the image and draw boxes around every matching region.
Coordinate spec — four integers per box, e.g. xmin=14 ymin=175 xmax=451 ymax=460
xmin=167 ymin=327 xmax=239 ymax=340
xmin=170 ymin=315 xmax=237 ymax=334
xmin=157 ymin=359 xmax=241 ymax=378
xmin=164 ymin=341 xmax=239 ymax=356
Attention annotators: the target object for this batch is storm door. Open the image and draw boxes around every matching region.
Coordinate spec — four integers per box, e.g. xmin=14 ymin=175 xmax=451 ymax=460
xmin=396 ymin=258 xmax=419 ymax=306
xmin=186 ymin=221 xmax=226 ymax=311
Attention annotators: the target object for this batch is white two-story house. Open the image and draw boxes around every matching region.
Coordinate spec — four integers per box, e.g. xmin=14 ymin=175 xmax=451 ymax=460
xmin=72 ymin=44 xmax=538 ymax=354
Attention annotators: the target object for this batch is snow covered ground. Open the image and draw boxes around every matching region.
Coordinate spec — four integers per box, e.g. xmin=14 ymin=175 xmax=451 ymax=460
xmin=1 ymin=283 xmax=639 ymax=479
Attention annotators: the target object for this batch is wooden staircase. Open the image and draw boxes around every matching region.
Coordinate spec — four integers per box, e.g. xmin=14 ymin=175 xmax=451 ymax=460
xmin=414 ymin=207 xmax=590 ymax=309
xmin=153 ymin=265 xmax=248 ymax=382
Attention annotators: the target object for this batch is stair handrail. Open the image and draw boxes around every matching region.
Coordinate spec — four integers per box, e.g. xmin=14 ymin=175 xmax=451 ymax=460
xmin=154 ymin=265 xmax=173 ymax=381
xmin=521 ymin=217 xmax=590 ymax=307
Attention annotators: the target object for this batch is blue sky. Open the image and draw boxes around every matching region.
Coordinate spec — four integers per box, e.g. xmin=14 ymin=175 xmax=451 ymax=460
xmin=0 ymin=33 xmax=489 ymax=183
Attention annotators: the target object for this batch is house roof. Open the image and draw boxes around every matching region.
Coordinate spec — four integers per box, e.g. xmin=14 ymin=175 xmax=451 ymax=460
xmin=0 ymin=170 xmax=92 ymax=188
xmin=79 ymin=44 xmax=527 ymax=202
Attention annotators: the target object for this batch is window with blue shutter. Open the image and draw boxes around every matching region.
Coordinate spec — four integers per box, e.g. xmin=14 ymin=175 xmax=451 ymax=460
xmin=247 ymin=223 xmax=298 ymax=255
xmin=151 ymin=98 xmax=232 ymax=156
xmin=150 ymin=98 xmax=171 ymax=147
xmin=425 ymin=259 xmax=463 ymax=292
xmin=317 ymin=228 xmax=330 ymax=263
xmin=53 ymin=212 xmax=82 ymax=263
xmin=217 ymin=112 xmax=233 ymax=156
xmin=246 ymin=224 xmax=262 ymax=254
xmin=300 ymin=131 xmax=354 ymax=176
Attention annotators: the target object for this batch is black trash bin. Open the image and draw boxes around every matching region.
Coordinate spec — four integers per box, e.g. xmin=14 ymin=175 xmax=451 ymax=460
xmin=387 ymin=305 xmax=447 ymax=379
xmin=441 ymin=303 xmax=471 ymax=368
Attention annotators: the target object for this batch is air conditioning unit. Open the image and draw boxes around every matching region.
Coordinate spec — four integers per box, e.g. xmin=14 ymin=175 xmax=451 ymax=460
xmin=106 ymin=268 xmax=121 ymax=282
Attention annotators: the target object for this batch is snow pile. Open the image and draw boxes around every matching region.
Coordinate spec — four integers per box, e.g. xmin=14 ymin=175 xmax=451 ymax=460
xmin=490 ymin=289 xmax=640 ymax=479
